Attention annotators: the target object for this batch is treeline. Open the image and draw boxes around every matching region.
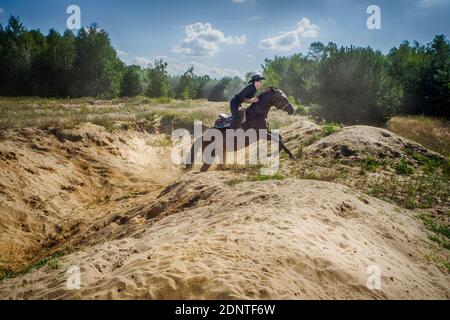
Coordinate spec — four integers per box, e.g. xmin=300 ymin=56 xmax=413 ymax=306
xmin=0 ymin=16 xmax=244 ymax=101
xmin=1 ymin=16 xmax=448 ymax=124
xmin=263 ymin=36 xmax=450 ymax=124
xmin=121 ymin=62 xmax=244 ymax=101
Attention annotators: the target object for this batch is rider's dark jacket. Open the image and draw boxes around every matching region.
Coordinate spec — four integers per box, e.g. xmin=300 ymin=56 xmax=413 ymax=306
xmin=230 ymin=84 xmax=257 ymax=125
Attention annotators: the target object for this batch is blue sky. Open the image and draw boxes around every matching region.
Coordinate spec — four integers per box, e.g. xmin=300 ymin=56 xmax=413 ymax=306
xmin=0 ymin=0 xmax=449 ymax=78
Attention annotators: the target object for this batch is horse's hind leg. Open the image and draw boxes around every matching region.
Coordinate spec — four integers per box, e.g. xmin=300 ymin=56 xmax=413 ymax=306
xmin=184 ymin=136 xmax=202 ymax=170
xmin=200 ymin=139 xmax=214 ymax=172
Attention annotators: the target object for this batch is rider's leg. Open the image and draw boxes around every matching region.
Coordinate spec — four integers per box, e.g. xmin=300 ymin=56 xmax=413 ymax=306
xmin=230 ymin=101 xmax=240 ymax=129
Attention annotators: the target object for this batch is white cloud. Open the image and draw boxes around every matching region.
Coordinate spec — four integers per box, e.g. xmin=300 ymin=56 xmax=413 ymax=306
xmin=419 ymin=0 xmax=449 ymax=7
xmin=172 ymin=22 xmax=246 ymax=57
xmin=130 ymin=56 xmax=241 ymax=78
xmin=168 ymin=61 xmax=243 ymax=79
xmin=231 ymin=0 xmax=255 ymax=4
xmin=133 ymin=57 xmax=152 ymax=66
xmin=259 ymin=18 xmax=319 ymax=51
xmin=248 ymin=16 xmax=263 ymax=21
xmin=116 ymin=50 xmax=128 ymax=56
xmin=0 ymin=8 xmax=4 ymax=15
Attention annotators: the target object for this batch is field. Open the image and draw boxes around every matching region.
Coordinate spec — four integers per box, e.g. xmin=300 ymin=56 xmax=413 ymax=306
xmin=0 ymin=96 xmax=299 ymax=133
xmin=388 ymin=116 xmax=450 ymax=157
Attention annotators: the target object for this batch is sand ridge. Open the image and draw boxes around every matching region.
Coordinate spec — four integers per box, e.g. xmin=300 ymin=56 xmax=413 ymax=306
xmin=0 ymin=172 xmax=448 ymax=299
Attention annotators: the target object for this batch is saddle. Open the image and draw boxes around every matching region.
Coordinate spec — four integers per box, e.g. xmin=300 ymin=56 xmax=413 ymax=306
xmin=214 ymin=110 xmax=246 ymax=129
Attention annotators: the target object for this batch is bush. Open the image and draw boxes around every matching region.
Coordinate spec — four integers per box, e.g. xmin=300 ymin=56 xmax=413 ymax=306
xmin=395 ymin=159 xmax=414 ymax=175
xmin=294 ymin=105 xmax=308 ymax=115
xmin=322 ymin=122 xmax=341 ymax=135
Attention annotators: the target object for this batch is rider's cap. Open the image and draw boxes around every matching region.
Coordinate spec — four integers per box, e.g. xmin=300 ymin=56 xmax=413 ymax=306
xmin=249 ymin=74 xmax=266 ymax=84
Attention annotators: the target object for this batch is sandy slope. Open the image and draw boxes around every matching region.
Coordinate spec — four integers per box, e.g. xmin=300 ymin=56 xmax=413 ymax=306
xmin=0 ymin=123 xmax=179 ymax=271
xmin=0 ymin=120 xmax=448 ymax=300
xmin=0 ymin=172 xmax=448 ymax=299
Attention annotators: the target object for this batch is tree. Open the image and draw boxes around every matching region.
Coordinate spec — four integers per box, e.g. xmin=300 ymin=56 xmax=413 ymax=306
xmin=177 ymin=67 xmax=196 ymax=100
xmin=120 ymin=65 xmax=143 ymax=97
xmin=262 ymin=53 xmax=318 ymax=104
xmin=33 ymin=29 xmax=76 ymax=96
xmin=313 ymin=44 xmax=402 ymax=124
xmin=388 ymin=35 xmax=450 ymax=118
xmin=146 ymin=59 xmax=169 ymax=97
xmin=0 ymin=16 xmax=33 ymax=95
xmin=71 ymin=23 xmax=124 ymax=97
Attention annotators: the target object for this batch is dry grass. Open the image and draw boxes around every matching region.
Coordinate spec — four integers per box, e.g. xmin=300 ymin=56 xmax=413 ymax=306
xmin=0 ymin=96 xmax=227 ymax=131
xmin=0 ymin=96 xmax=300 ymax=132
xmin=388 ymin=116 xmax=450 ymax=157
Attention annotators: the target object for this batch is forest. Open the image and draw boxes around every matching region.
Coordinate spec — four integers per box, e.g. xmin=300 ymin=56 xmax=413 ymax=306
xmin=1 ymin=16 xmax=449 ymax=124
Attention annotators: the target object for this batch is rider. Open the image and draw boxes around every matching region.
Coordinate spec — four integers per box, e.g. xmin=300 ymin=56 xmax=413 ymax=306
xmin=229 ymin=74 xmax=265 ymax=128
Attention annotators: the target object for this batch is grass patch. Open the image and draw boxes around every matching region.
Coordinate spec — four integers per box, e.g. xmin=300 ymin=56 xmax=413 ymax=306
xmin=388 ymin=116 xmax=450 ymax=157
xmin=226 ymin=165 xmax=285 ymax=186
xmin=0 ymin=248 xmax=71 ymax=281
xmin=252 ymin=173 xmax=285 ymax=181
xmin=358 ymin=156 xmax=386 ymax=172
xmin=404 ymin=148 xmax=449 ymax=176
xmin=395 ymin=159 xmax=414 ymax=175
xmin=322 ymin=122 xmax=341 ymax=136
xmin=443 ymin=261 xmax=450 ymax=272
xmin=226 ymin=173 xmax=284 ymax=186
xmin=420 ymin=214 xmax=450 ymax=250
xmin=367 ymin=173 xmax=449 ymax=209
xmin=0 ymin=97 xmax=228 ymax=131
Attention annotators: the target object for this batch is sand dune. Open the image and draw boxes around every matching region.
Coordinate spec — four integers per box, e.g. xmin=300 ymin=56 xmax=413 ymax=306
xmin=0 ymin=123 xmax=179 ymax=271
xmin=1 ymin=171 xmax=449 ymax=299
xmin=0 ymin=120 xmax=448 ymax=300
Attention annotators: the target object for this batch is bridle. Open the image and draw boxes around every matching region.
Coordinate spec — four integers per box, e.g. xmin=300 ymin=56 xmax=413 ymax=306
xmin=274 ymin=93 xmax=291 ymax=112
xmin=280 ymin=101 xmax=291 ymax=112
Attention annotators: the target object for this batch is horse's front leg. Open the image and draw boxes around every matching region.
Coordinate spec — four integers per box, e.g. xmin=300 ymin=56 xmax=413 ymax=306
xmin=266 ymin=132 xmax=297 ymax=161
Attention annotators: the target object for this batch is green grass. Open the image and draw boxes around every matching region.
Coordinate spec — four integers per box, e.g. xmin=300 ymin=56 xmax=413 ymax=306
xmin=252 ymin=173 xmax=285 ymax=181
xmin=366 ymin=171 xmax=449 ymax=210
xmin=420 ymin=214 xmax=450 ymax=239
xmin=395 ymin=159 xmax=414 ymax=175
xmin=294 ymin=104 xmax=308 ymax=116
xmin=404 ymin=149 xmax=450 ymax=176
xmin=420 ymin=214 xmax=450 ymax=250
xmin=226 ymin=165 xmax=285 ymax=186
xmin=358 ymin=156 xmax=386 ymax=172
xmin=323 ymin=122 xmax=341 ymax=136
xmin=443 ymin=261 xmax=450 ymax=272
xmin=0 ymin=249 xmax=71 ymax=281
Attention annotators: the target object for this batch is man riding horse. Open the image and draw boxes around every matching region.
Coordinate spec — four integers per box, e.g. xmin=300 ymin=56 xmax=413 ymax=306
xmin=185 ymin=81 xmax=297 ymax=172
xmin=230 ymin=74 xmax=266 ymax=129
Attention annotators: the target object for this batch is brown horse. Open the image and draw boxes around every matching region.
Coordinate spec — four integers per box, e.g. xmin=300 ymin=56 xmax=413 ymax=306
xmin=186 ymin=87 xmax=297 ymax=172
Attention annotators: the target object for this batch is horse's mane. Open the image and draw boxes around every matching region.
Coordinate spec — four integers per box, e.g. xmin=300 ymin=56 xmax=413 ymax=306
xmin=257 ymin=87 xmax=277 ymax=98
xmin=247 ymin=88 xmax=277 ymax=112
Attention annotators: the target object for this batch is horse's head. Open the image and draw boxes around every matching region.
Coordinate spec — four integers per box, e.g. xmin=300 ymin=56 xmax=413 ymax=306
xmin=267 ymin=87 xmax=295 ymax=115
